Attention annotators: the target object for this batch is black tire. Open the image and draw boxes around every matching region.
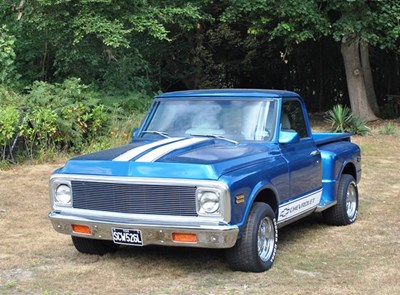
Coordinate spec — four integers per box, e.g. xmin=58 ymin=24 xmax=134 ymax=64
xmin=226 ymin=203 xmax=277 ymax=272
xmin=72 ymin=236 xmax=120 ymax=255
xmin=323 ymin=174 xmax=359 ymax=226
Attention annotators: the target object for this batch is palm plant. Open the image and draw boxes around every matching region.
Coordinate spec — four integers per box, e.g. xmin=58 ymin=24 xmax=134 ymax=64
xmin=326 ymin=104 xmax=353 ymax=132
xmin=326 ymin=104 xmax=369 ymax=135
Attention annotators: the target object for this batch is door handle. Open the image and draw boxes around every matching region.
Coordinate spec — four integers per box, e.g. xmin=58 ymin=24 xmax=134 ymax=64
xmin=310 ymin=150 xmax=320 ymax=156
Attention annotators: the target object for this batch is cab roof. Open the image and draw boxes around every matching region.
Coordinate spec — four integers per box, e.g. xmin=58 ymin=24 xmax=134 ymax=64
xmin=155 ymin=89 xmax=300 ymax=100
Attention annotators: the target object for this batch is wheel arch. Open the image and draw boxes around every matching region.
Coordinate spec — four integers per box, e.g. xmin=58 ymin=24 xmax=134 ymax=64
xmin=239 ymin=185 xmax=279 ymax=229
xmin=252 ymin=188 xmax=279 ymax=217
xmin=340 ymin=161 xmax=357 ymax=182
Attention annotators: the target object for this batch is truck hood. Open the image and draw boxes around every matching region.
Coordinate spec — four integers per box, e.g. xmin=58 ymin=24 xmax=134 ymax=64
xmin=57 ymin=137 xmax=277 ymax=180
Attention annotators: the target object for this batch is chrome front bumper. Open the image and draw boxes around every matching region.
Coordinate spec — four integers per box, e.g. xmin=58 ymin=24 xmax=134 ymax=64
xmin=49 ymin=211 xmax=239 ymax=249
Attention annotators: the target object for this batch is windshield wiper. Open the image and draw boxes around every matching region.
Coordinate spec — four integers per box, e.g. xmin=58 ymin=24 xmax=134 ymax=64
xmin=188 ymin=134 xmax=238 ymax=145
xmin=141 ymin=131 xmax=170 ymax=138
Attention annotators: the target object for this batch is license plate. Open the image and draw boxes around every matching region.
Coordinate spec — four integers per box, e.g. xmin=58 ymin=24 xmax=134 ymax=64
xmin=111 ymin=228 xmax=143 ymax=246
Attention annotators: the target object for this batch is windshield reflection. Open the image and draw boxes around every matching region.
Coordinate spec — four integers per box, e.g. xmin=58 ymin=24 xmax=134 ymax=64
xmin=141 ymin=99 xmax=276 ymax=141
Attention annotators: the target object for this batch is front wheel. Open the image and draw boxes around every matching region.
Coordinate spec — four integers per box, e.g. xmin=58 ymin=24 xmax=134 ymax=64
xmin=323 ymin=174 xmax=359 ymax=226
xmin=226 ymin=203 xmax=277 ymax=272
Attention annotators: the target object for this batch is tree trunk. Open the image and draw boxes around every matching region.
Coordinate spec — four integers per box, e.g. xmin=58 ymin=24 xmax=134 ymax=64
xmin=16 ymin=0 xmax=25 ymax=21
xmin=360 ymin=40 xmax=379 ymax=114
xmin=181 ymin=28 xmax=203 ymax=90
xmin=340 ymin=35 xmax=378 ymax=121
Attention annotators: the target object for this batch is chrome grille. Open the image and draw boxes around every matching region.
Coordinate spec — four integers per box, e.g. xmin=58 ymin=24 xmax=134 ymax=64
xmin=71 ymin=181 xmax=197 ymax=216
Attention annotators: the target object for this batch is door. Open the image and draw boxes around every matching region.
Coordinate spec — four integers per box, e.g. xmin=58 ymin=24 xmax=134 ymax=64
xmin=279 ymin=99 xmax=322 ymax=199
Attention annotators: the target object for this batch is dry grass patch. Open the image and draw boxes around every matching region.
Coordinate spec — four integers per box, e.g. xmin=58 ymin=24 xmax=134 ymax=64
xmin=1 ymin=136 xmax=400 ymax=294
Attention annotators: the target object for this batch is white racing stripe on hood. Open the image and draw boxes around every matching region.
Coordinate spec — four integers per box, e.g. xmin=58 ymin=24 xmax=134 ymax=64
xmin=113 ymin=137 xmax=183 ymax=161
xmin=135 ymin=137 xmax=209 ymax=162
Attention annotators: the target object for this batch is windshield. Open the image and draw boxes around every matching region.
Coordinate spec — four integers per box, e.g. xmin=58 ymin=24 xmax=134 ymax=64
xmin=141 ymin=99 xmax=276 ymax=141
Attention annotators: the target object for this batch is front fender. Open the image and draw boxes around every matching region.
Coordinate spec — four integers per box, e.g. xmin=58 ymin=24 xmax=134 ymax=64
xmin=238 ymin=182 xmax=279 ymax=229
xmin=219 ymin=150 xmax=287 ymax=232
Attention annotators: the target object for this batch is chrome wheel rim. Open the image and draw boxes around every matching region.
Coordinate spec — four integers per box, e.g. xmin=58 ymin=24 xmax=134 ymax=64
xmin=346 ymin=182 xmax=357 ymax=219
xmin=257 ymin=217 xmax=275 ymax=262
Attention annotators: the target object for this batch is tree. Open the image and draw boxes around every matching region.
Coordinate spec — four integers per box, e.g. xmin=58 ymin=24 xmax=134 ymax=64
xmin=222 ymin=0 xmax=400 ymax=120
xmin=0 ymin=0 xmax=209 ymax=91
xmin=0 ymin=25 xmax=19 ymax=86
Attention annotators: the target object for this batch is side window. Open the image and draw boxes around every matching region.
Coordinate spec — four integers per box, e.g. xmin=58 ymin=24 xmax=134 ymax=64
xmin=281 ymin=100 xmax=309 ymax=138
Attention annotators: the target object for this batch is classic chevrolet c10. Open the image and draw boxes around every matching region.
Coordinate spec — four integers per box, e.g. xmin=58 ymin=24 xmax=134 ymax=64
xmin=49 ymin=89 xmax=361 ymax=272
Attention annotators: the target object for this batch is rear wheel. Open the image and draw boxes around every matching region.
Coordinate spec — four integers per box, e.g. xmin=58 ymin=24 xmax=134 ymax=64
xmin=226 ymin=203 xmax=277 ymax=272
xmin=72 ymin=236 xmax=120 ymax=255
xmin=323 ymin=174 xmax=358 ymax=225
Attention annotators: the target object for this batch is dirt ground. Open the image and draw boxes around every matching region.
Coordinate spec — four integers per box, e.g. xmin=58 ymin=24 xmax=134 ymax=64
xmin=0 ymin=135 xmax=399 ymax=294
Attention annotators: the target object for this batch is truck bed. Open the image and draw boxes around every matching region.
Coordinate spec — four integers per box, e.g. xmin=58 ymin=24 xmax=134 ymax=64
xmin=312 ymin=132 xmax=352 ymax=146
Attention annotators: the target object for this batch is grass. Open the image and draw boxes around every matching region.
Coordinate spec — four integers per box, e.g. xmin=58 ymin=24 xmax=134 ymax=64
xmin=1 ymin=132 xmax=400 ymax=294
xmin=379 ymin=121 xmax=398 ymax=136
xmin=4 ymin=280 xmax=17 ymax=289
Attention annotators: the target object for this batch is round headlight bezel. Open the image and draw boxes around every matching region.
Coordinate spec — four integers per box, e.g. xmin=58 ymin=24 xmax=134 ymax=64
xmin=197 ymin=189 xmax=221 ymax=215
xmin=54 ymin=183 xmax=72 ymax=206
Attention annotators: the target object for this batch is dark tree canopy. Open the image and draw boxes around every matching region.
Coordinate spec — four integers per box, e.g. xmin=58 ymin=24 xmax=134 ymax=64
xmin=1 ymin=0 xmax=400 ymax=117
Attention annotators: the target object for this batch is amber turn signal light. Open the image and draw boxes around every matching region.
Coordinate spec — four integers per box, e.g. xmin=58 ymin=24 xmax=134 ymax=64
xmin=172 ymin=233 xmax=198 ymax=243
xmin=72 ymin=224 xmax=91 ymax=235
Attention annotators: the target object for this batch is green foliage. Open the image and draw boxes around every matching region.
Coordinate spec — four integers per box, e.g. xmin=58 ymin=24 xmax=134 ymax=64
xmin=330 ymin=0 xmax=400 ymax=48
xmin=4 ymin=279 xmax=17 ymax=288
xmin=4 ymin=0 xmax=209 ymax=90
xmin=326 ymin=104 xmax=370 ymax=135
xmin=0 ymin=78 xmax=113 ymax=161
xmin=223 ymin=0 xmax=400 ymax=49
xmin=1 ymin=0 xmax=400 ymax=165
xmin=82 ymin=111 xmax=145 ymax=153
xmin=0 ymin=104 xmax=19 ymax=160
xmin=0 ymin=25 xmax=19 ymax=86
xmin=101 ymin=53 xmax=155 ymax=93
xmin=73 ymin=12 xmax=132 ymax=48
xmin=379 ymin=121 xmax=396 ymax=136
xmin=326 ymin=104 xmax=353 ymax=133
xmin=22 ymin=78 xmax=110 ymax=153
xmin=97 ymin=89 xmax=153 ymax=117
xmin=222 ymin=0 xmax=330 ymax=44
xmin=347 ymin=116 xmax=370 ymax=136
xmin=0 ymin=77 xmax=153 ymax=163
xmin=0 ymin=88 xmax=20 ymax=161
xmin=20 ymin=107 xmax=58 ymax=158
xmin=111 ymin=113 xmax=144 ymax=145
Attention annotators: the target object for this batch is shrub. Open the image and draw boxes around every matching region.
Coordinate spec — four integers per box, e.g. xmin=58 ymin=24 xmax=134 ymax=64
xmin=379 ymin=121 xmax=396 ymax=135
xmin=0 ymin=105 xmax=19 ymax=160
xmin=100 ymin=91 xmax=153 ymax=114
xmin=347 ymin=116 xmax=370 ymax=136
xmin=23 ymin=78 xmax=110 ymax=152
xmin=20 ymin=107 xmax=58 ymax=158
xmin=0 ymin=25 xmax=20 ymax=86
xmin=0 ymin=79 xmax=150 ymax=164
xmin=326 ymin=104 xmax=370 ymax=136
xmin=101 ymin=53 xmax=155 ymax=94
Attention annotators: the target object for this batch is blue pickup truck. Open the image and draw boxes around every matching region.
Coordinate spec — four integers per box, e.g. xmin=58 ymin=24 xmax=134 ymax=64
xmin=49 ymin=89 xmax=361 ymax=272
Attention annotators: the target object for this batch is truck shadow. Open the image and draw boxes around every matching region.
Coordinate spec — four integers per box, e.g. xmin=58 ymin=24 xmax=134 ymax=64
xmin=114 ymin=244 xmax=229 ymax=272
xmin=105 ymin=213 xmax=327 ymax=272
xmin=278 ymin=213 xmax=326 ymax=244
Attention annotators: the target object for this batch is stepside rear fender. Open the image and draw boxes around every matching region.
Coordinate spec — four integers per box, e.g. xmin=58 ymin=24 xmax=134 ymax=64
xmin=319 ymin=141 xmax=361 ymax=206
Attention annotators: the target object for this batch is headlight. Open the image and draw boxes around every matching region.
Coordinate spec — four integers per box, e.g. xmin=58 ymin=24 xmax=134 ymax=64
xmin=55 ymin=184 xmax=72 ymax=206
xmin=197 ymin=189 xmax=221 ymax=215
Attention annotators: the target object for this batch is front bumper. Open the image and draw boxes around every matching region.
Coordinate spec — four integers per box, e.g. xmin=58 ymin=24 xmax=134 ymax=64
xmin=49 ymin=211 xmax=239 ymax=249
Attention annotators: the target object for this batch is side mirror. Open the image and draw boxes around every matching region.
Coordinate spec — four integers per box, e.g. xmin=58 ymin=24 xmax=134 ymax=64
xmin=279 ymin=130 xmax=300 ymax=144
xmin=132 ymin=128 xmax=139 ymax=139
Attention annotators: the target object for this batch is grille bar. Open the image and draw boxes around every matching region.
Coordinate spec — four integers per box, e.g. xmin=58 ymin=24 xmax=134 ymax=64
xmin=71 ymin=181 xmax=197 ymax=216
